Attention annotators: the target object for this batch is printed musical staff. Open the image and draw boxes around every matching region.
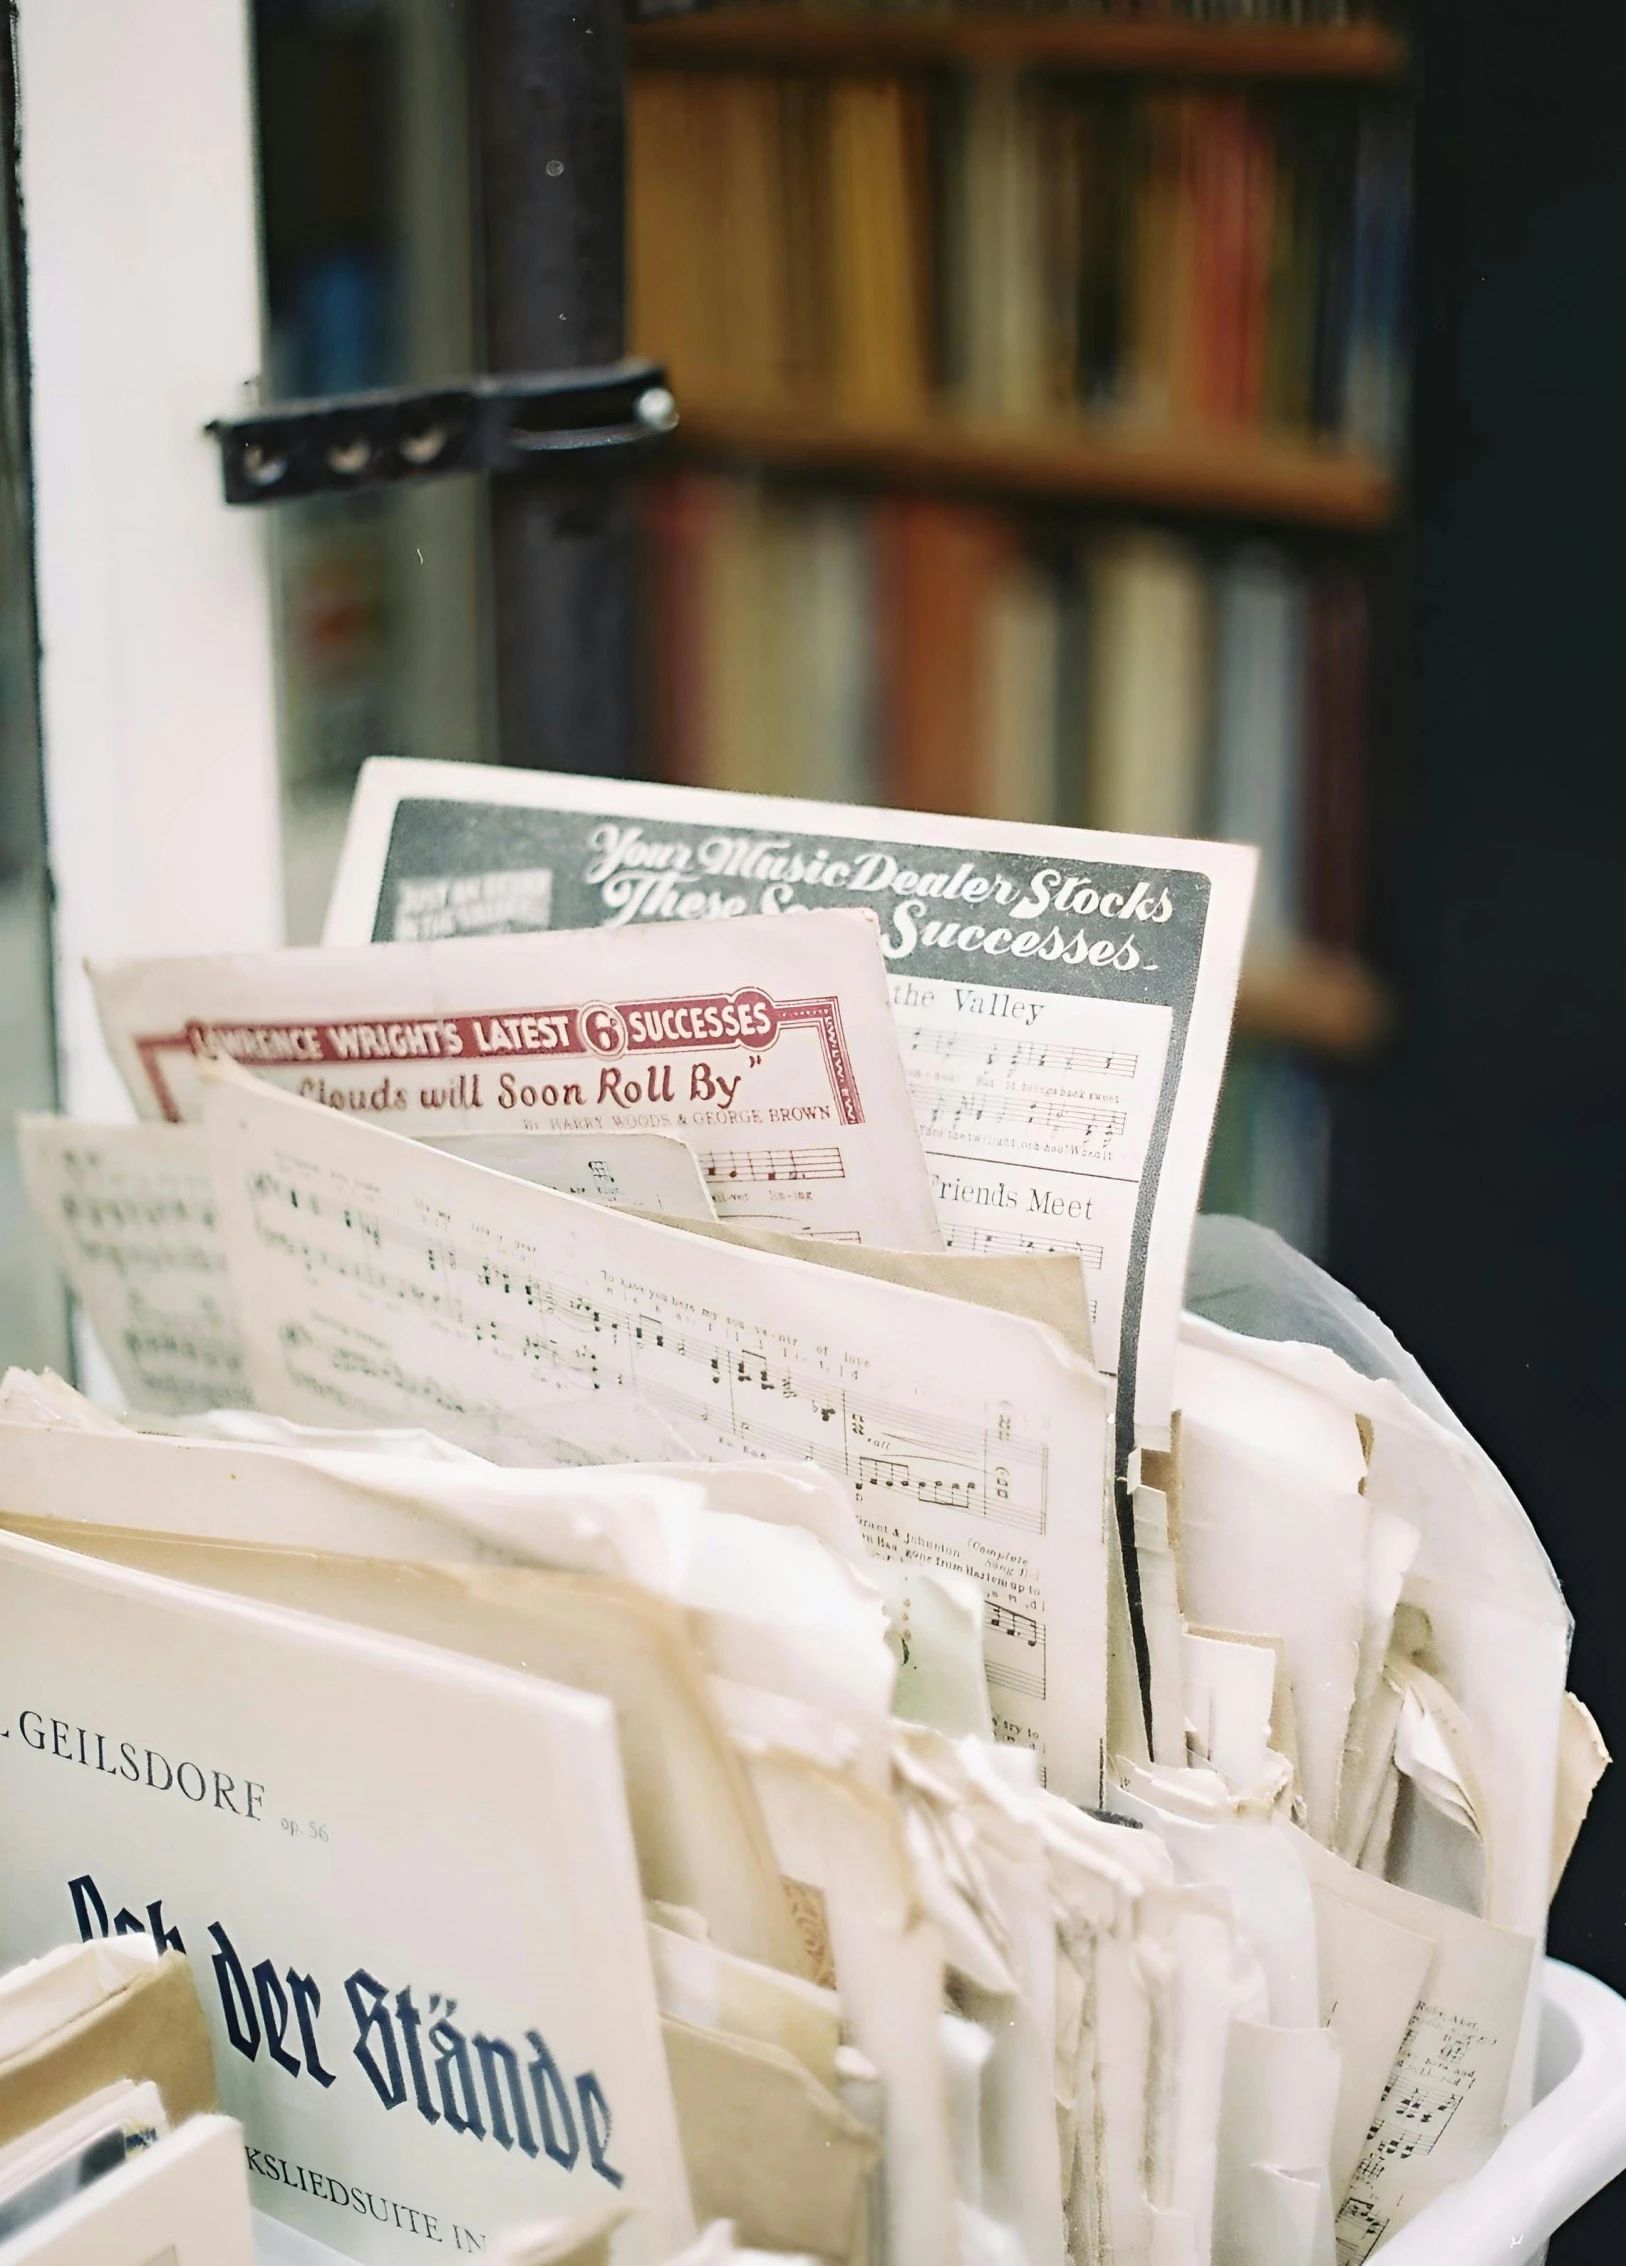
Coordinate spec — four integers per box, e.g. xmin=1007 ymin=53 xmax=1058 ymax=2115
xmin=916 ymin=1091 xmax=1129 ymax=1146
xmin=54 ymin=1177 xmax=225 ymax=1281
xmin=902 ymin=1026 xmax=1139 ymax=1082
xmin=1335 ymin=2001 xmax=1486 ymax=2266
xmin=695 ymin=1144 xmax=846 ymax=1185
xmin=944 ymin=1224 xmax=1106 ymax=1270
xmin=880 ymin=992 xmax=1174 ymax=1402
xmin=18 ymin=1122 xmax=256 ymax=1415
xmin=122 ymin=1314 xmax=246 ymax=1398
xmin=729 ymin=1217 xmax=863 ymax=1244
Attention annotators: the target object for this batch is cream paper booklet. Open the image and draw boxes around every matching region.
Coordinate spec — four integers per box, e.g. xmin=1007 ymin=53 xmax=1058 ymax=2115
xmin=89 ymin=907 xmax=940 ymax=1250
xmin=199 ymin=1064 xmax=1113 ymax=1805
xmin=0 ymin=1527 xmax=693 ymax=2265
xmin=321 ymin=761 xmax=1255 ymax=1454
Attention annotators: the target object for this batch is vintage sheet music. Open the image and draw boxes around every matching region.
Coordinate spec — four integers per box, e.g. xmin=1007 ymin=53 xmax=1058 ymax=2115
xmin=200 ymin=1067 xmax=1113 ymax=1805
xmin=17 ymin=1119 xmax=716 ymax=1418
xmin=17 ymin=1117 xmax=250 ymax=1415
xmin=90 ymin=909 xmax=940 ymax=1250
xmin=0 ymin=1527 xmax=694 ymax=2263
xmin=322 ymin=763 xmax=1254 ymax=1453
xmin=1289 ymin=1831 xmax=1534 ymax=2262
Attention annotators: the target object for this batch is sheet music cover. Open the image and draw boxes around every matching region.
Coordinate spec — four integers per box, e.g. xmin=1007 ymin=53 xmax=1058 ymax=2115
xmin=90 ymin=908 xmax=939 ymax=1253
xmin=0 ymin=1529 xmax=693 ymax=2264
xmin=322 ymin=762 xmax=1254 ymax=1456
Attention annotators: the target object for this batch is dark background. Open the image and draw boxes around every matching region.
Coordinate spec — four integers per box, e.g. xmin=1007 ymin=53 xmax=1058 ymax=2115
xmin=1331 ymin=4 xmax=1626 ymax=2253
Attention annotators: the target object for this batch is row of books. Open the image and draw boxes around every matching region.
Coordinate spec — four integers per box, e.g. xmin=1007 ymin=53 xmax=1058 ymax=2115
xmin=649 ymin=1 xmax=1385 ymax=19
xmin=629 ymin=72 xmax=1410 ymax=456
xmin=639 ymin=471 xmax=1374 ymax=954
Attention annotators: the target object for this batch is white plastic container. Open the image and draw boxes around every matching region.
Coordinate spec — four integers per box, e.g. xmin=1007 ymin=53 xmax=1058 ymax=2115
xmin=1374 ymin=1958 xmax=1626 ymax=2264
xmin=251 ymin=1958 xmax=1626 ymax=2264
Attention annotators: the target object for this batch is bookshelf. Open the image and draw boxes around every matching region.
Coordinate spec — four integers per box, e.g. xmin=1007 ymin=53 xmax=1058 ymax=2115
xmin=630 ymin=12 xmax=1407 ymax=82
xmin=628 ymin=7 xmax=1410 ymax=1239
xmin=669 ymin=403 xmax=1396 ymax=531
xmin=1234 ymin=946 xmax=1390 ymax=1055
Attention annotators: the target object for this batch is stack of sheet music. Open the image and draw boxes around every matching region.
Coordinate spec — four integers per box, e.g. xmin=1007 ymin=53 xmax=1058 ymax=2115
xmin=0 ymin=1934 xmax=252 ymax=2263
xmin=0 ymin=764 xmax=1605 ymax=2266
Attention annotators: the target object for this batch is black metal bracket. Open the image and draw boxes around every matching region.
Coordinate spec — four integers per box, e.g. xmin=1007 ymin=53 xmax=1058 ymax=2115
xmin=208 ymin=357 xmax=676 ymax=506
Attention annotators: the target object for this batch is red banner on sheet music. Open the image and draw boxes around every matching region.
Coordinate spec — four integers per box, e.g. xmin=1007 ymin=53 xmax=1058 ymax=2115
xmin=133 ymin=990 xmax=862 ymax=1126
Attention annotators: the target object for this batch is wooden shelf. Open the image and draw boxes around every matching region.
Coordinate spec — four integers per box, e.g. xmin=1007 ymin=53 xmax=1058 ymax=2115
xmin=664 ymin=402 xmax=1399 ymax=530
xmin=1235 ymin=946 xmax=1392 ymax=1055
xmin=630 ymin=9 xmax=1408 ymax=80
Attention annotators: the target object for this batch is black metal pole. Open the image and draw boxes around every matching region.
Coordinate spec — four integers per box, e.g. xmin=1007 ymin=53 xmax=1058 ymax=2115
xmin=472 ymin=0 xmax=637 ymax=775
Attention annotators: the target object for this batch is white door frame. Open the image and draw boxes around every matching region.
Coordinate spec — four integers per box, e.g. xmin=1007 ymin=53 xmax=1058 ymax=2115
xmin=16 ymin=0 xmax=283 ymax=1122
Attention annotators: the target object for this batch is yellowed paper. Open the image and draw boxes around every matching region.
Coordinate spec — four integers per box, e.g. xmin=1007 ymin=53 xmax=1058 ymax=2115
xmin=488 ymin=2203 xmax=629 ymax=2266
xmin=202 ymin=1067 xmax=1113 ymax=1806
xmin=646 ymin=1925 xmax=842 ymax=2091
xmin=661 ymin=2016 xmax=877 ymax=2262
xmin=645 ymin=1211 xmax=1093 ymax=1364
xmin=1550 ymin=1690 xmax=1609 ymax=1900
xmin=1288 ymin=1829 xmax=1534 ymax=2261
xmin=1306 ymin=1879 xmax=1433 ymax=2205
xmin=0 ymin=1950 xmax=214 ymax=2153
xmin=17 ymin=1118 xmax=248 ymax=1414
xmin=0 ymin=1519 xmax=805 ymax=1980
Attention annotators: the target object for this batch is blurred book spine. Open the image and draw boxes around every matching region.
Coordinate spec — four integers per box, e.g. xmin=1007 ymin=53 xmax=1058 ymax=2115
xmin=1209 ymin=545 xmax=1306 ymax=950
xmin=629 ymin=71 xmax=1409 ymax=460
xmin=638 ymin=472 xmax=1375 ymax=960
xmin=633 ymin=1 xmax=1383 ymax=24
xmin=626 ymin=17 xmax=1408 ymax=1258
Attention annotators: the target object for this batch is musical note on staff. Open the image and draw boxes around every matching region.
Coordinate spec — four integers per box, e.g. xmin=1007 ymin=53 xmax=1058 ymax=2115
xmin=902 ymin=1026 xmax=1140 ymax=1082
xmin=122 ymin=1320 xmax=242 ymax=1381
xmin=944 ymin=1224 xmax=1106 ymax=1270
xmin=695 ymin=1145 xmax=846 ymax=1186
xmin=60 ymin=1192 xmax=208 ymax=1235
xmin=986 ymin=1600 xmax=1040 ymax=1645
xmin=918 ymin=1476 xmax=976 ymax=1511
xmin=916 ymin=1091 xmax=1129 ymax=1145
xmin=17 ymin=1117 xmax=256 ymax=1415
xmin=1332 ymin=2193 xmax=1388 ymax=2264
xmin=62 ymin=1231 xmax=222 ymax=1280
xmin=1334 ymin=1992 xmax=1501 ymax=2266
xmin=984 ymin=1597 xmax=1046 ymax=1698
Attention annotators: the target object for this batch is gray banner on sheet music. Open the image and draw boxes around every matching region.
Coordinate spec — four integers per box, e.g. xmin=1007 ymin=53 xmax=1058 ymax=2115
xmin=371 ymin=799 xmax=1208 ymax=1015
